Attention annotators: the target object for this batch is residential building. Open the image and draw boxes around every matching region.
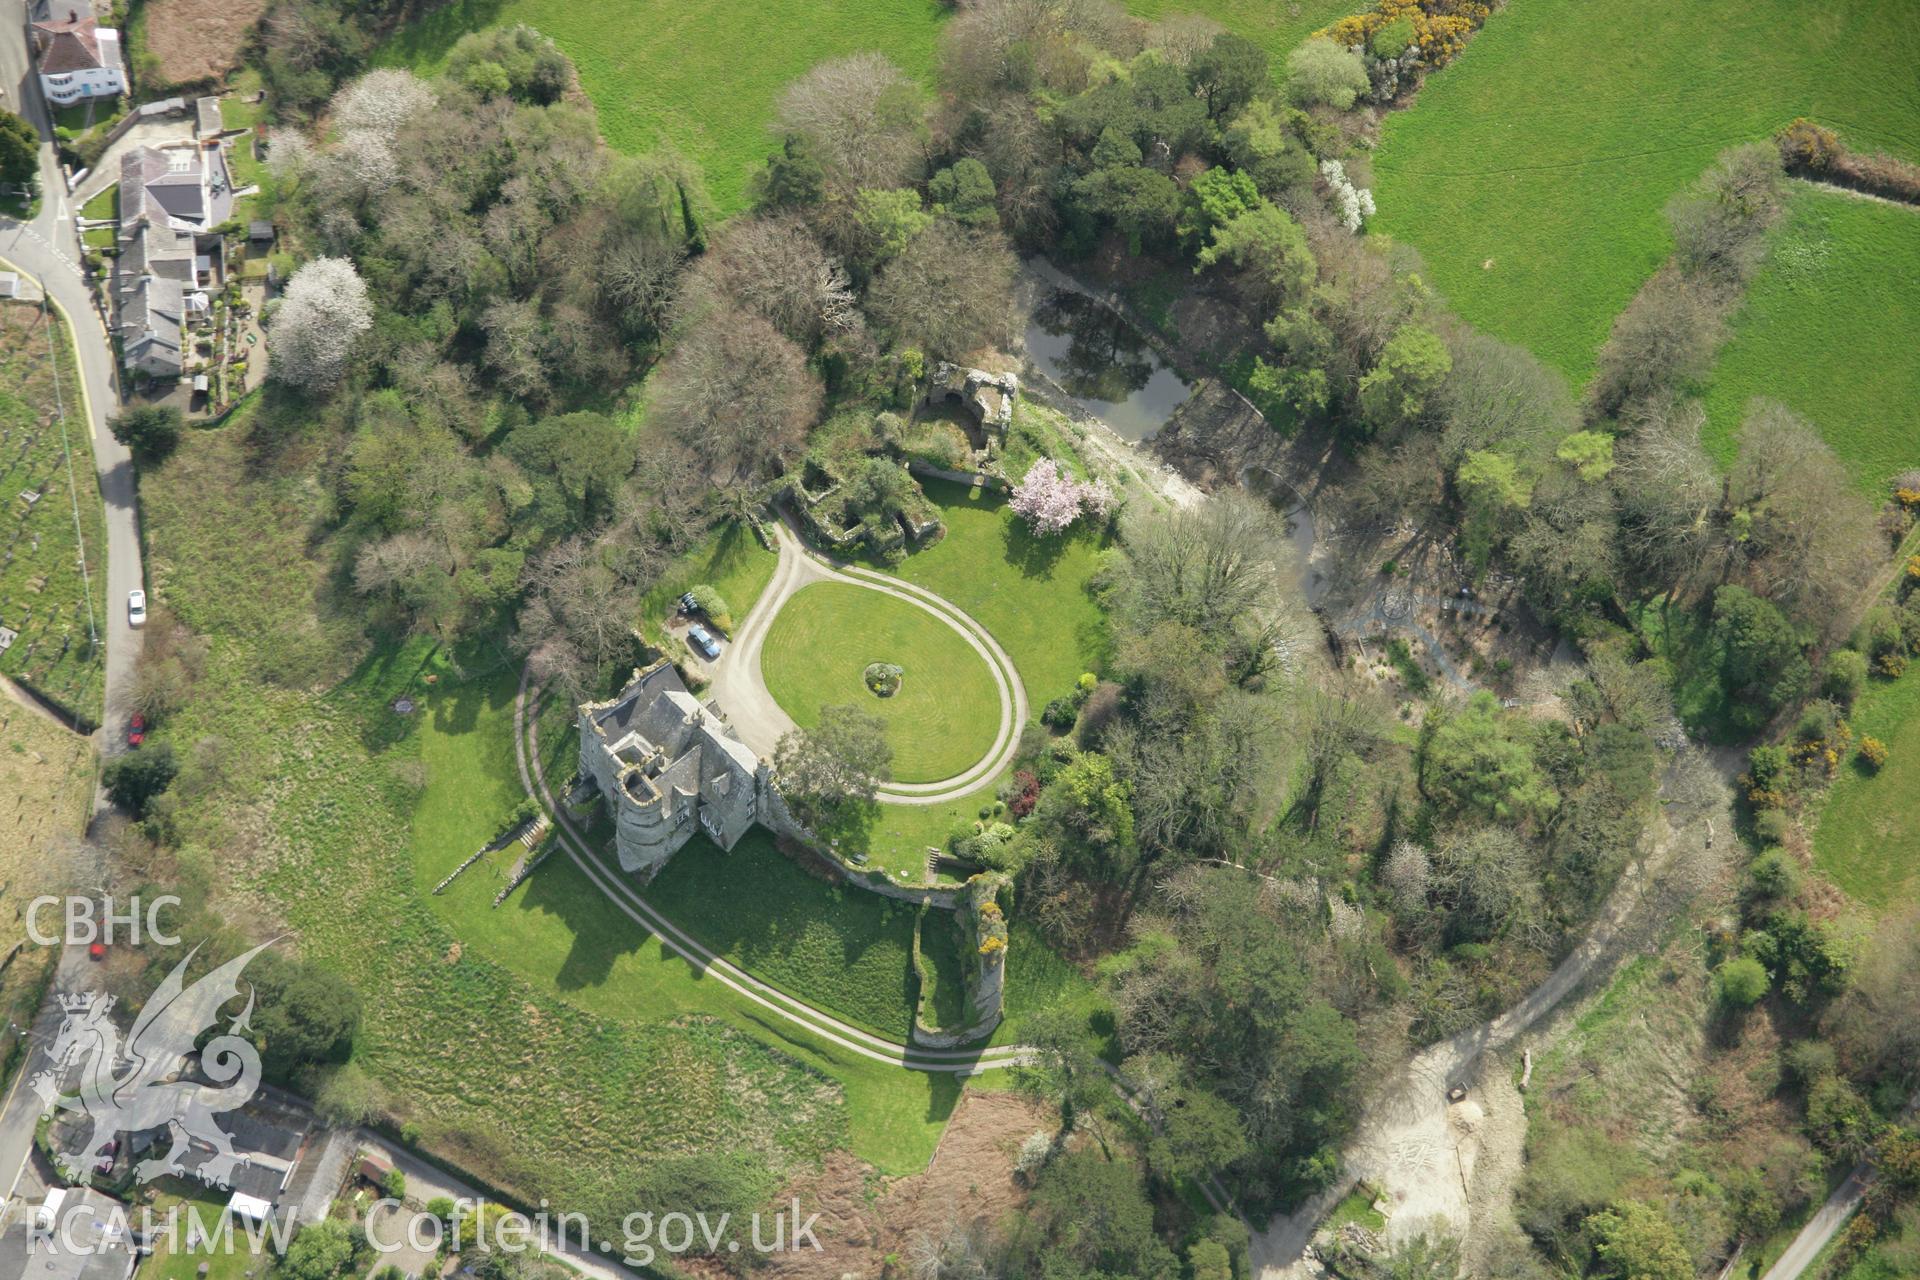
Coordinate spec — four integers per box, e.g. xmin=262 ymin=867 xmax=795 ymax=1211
xmin=27 ymin=3 xmax=126 ymax=107
xmin=112 ymin=143 xmax=232 ymax=378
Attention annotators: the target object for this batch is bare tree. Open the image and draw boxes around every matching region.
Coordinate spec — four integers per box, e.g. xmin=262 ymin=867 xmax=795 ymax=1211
xmin=1612 ymin=398 xmax=1720 ymax=587
xmin=1587 ymin=269 xmax=1723 ymax=419
xmin=776 ymin=53 xmax=926 ymax=193
xmin=866 ymin=221 xmax=1016 ymax=356
xmin=647 ymin=309 xmax=823 ymax=487
xmin=269 ymin=257 xmax=374 ymax=391
xmin=1728 ymin=400 xmax=1878 ymax=636
xmin=331 ymin=68 xmax=437 ymax=136
xmin=672 ymin=215 xmax=858 ymax=349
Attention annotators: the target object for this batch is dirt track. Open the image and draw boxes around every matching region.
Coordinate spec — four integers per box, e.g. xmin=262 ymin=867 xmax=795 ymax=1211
xmin=1251 ymin=745 xmax=1734 ymax=1274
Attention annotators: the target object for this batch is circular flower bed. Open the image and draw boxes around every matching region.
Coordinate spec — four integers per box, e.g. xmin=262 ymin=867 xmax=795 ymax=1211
xmin=864 ymin=662 xmax=904 ymax=698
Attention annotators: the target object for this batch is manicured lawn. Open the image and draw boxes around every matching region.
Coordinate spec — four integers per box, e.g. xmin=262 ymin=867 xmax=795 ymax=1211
xmin=1700 ymin=187 xmax=1920 ymax=495
xmin=0 ymin=303 xmax=107 ymax=727
xmin=761 ymin=579 xmax=1003 ymax=783
xmin=886 ymin=478 xmax=1113 ymax=707
xmin=80 ymin=184 xmax=117 ymax=250
xmin=1812 ymin=666 xmax=1920 ymax=909
xmin=377 ymin=0 xmax=948 ymax=214
xmin=1370 ymin=0 xmax=1920 ymax=385
xmin=137 ymin=1181 xmax=274 ymax=1280
xmin=639 ymin=521 xmax=777 ymax=638
xmin=860 ymin=779 xmax=1004 ymax=881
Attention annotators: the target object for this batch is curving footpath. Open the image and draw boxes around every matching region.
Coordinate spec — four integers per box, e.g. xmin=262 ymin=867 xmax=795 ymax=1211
xmin=711 ymin=520 xmax=1029 ymax=804
xmin=513 ymin=664 xmax=1032 ymax=1075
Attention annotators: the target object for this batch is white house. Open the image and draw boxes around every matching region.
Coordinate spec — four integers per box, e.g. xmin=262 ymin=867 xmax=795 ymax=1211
xmin=28 ymin=4 xmax=127 ymax=108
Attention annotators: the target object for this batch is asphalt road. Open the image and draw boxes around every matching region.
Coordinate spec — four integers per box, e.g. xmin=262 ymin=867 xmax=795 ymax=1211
xmin=3 ymin=0 xmax=144 ymax=750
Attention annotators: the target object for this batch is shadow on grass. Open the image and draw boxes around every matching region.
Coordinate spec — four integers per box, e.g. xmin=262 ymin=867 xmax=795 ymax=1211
xmin=515 ymin=853 xmax=652 ymax=994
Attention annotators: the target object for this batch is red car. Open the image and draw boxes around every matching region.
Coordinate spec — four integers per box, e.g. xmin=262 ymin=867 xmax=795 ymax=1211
xmin=127 ymin=714 xmax=146 ymax=748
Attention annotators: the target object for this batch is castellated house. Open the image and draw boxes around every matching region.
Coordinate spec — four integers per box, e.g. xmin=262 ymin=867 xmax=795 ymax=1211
xmin=576 ymin=660 xmax=768 ymax=878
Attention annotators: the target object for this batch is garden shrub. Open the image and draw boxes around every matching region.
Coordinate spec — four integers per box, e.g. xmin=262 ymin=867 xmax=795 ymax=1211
xmin=1752 ymin=808 xmax=1792 ymax=846
xmin=1714 ymin=955 xmax=1770 ymax=1008
xmin=1823 ymin=649 xmax=1869 ymax=706
xmin=688 ymin=584 xmax=733 ymax=633
xmin=1041 ymin=695 xmax=1080 ymax=731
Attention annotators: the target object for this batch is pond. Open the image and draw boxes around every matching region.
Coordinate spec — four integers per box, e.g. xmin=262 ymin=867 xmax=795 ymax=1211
xmin=1244 ymin=466 xmax=1329 ymax=608
xmin=1024 ymin=288 xmax=1192 ymax=443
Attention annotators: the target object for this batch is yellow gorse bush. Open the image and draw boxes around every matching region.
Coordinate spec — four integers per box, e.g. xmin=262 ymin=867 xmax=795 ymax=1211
xmin=1320 ymin=0 xmax=1491 ymax=68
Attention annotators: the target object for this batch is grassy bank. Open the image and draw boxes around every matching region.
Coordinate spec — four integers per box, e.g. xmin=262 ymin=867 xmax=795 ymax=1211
xmin=1700 ymin=186 xmax=1920 ymax=495
xmin=0 ymin=302 xmax=107 ymax=727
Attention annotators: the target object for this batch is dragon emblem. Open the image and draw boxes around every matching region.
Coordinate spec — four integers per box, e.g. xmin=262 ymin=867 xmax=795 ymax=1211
xmin=31 ymin=940 xmax=276 ymax=1187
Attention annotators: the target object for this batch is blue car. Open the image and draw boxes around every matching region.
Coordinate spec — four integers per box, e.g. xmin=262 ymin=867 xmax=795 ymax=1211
xmin=687 ymin=624 xmax=721 ymax=660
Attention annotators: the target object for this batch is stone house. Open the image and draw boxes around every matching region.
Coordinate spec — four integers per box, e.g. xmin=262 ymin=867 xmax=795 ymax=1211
xmin=28 ymin=2 xmax=125 ymax=108
xmin=112 ymin=143 xmax=232 ymax=378
xmin=577 ymin=659 xmax=767 ymax=878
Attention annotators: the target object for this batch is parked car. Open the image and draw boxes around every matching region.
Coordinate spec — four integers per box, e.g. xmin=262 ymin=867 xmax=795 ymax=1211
xmin=95 ymin=1138 xmax=118 ymax=1175
xmin=678 ymin=592 xmax=699 ymax=615
xmin=127 ymin=713 xmax=146 ymax=748
xmin=127 ymin=589 xmax=147 ymax=627
xmin=687 ymin=624 xmax=721 ymax=660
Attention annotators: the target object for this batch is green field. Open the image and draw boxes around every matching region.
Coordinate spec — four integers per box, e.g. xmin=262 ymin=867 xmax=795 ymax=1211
xmin=761 ymin=579 xmax=1003 ymax=783
xmin=1700 ymin=187 xmax=1920 ymax=494
xmin=1371 ymin=0 xmax=1920 ymax=385
xmin=0 ymin=302 xmax=107 ymax=727
xmin=1812 ymin=666 xmax=1920 ymax=909
xmin=378 ymin=0 xmax=948 ymax=213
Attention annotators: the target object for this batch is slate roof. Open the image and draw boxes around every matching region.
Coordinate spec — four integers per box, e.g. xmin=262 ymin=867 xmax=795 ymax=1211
xmin=30 ymin=11 xmax=108 ymax=74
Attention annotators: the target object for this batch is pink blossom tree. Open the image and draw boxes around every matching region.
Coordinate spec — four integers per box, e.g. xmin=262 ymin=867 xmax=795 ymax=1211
xmin=1011 ymin=458 xmax=1114 ymax=536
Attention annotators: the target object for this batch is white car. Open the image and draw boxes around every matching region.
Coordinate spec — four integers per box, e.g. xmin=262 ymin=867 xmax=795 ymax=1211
xmin=127 ymin=589 xmax=147 ymax=627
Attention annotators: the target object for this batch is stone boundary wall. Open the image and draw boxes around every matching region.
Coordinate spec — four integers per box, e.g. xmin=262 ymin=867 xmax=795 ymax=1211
xmin=905 ymin=460 xmax=1010 ymax=493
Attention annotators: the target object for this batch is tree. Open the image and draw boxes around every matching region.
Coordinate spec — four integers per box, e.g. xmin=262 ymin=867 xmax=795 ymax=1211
xmin=104 ymin=745 xmax=177 ymax=817
xmin=649 ymin=308 xmax=822 ymax=487
xmin=1022 ymin=1150 xmax=1179 ymax=1280
xmin=0 ymin=110 xmax=37 ymax=189
xmin=774 ymin=704 xmax=893 ymax=819
xmin=109 ymin=404 xmax=183 ymax=460
xmin=247 ymin=951 xmax=362 ymax=1079
xmin=1122 ymin=491 xmax=1298 ymax=637
xmin=1146 ymin=1084 xmax=1248 ymax=1180
xmin=1189 ymin=1238 xmax=1234 ymax=1280
xmin=1359 ymin=324 xmax=1451 ymax=432
xmin=1456 ymin=449 xmax=1532 ymax=569
xmin=1824 ymin=648 xmax=1869 ymax=706
xmin=312 ymin=1061 xmax=382 ymax=1125
xmin=270 ymin=257 xmax=374 ymax=391
xmin=1587 ymin=270 xmax=1721 ymax=418
xmin=1194 ymin=200 xmax=1316 ymax=309
xmin=1286 ymin=39 xmax=1368 ymax=110
xmin=1710 ymin=585 xmax=1810 ymax=732
xmin=1556 ymin=430 xmax=1615 ymax=481
xmin=674 ymin=214 xmax=856 ymax=348
xmin=280 ymin=1218 xmax=360 ymax=1280
xmin=1013 ymin=1006 xmax=1111 ymax=1132
xmin=754 ymin=133 xmax=827 ymax=209
xmin=776 ymin=53 xmax=925 ymax=193
xmin=1010 ymin=457 xmax=1112 ymax=535
xmin=1420 ymin=693 xmax=1557 ymax=824
xmin=865 ymin=221 xmax=1016 ymax=356
xmin=847 ymin=187 xmax=933 ymax=274
xmin=1585 ymin=1200 xmax=1693 ymax=1280
xmin=1074 ymin=162 xmax=1182 ymax=255
xmin=1715 ymin=955 xmax=1770 ymax=1007
xmin=1189 ymin=33 xmax=1268 ymax=121
xmin=1824 ymin=911 xmax=1920 ymax=1092
xmin=928 ymin=157 xmax=998 ymax=227
xmin=1431 ymin=827 xmax=1540 ymax=944
xmin=446 ymin=24 xmax=572 ymax=103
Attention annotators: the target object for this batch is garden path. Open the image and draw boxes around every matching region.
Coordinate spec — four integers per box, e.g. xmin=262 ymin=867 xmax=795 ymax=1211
xmin=709 ymin=519 xmax=1029 ymax=805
